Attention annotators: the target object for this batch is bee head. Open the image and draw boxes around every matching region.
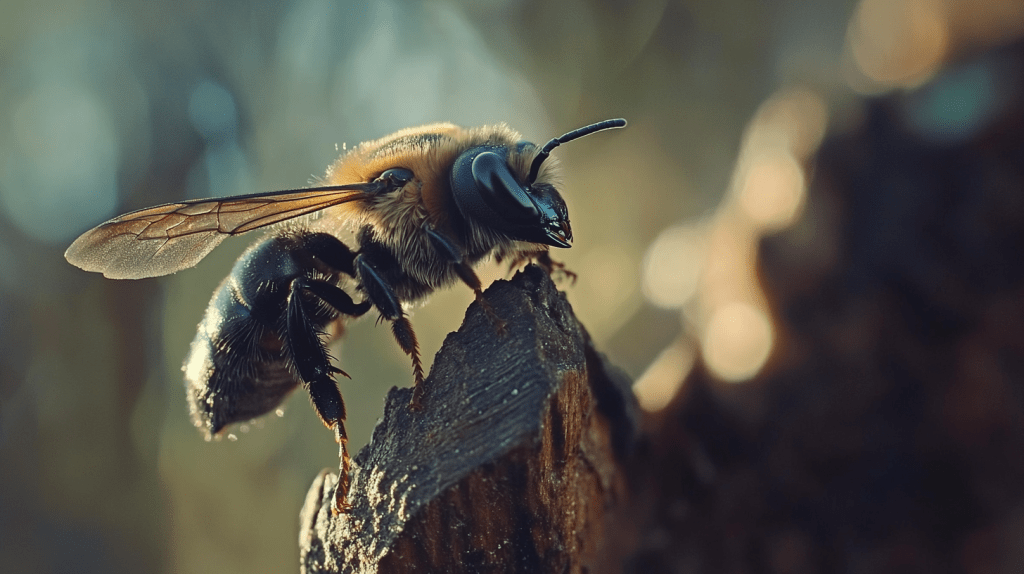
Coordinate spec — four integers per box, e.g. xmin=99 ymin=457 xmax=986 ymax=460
xmin=449 ymin=145 xmax=570 ymax=247
xmin=448 ymin=119 xmax=625 ymax=248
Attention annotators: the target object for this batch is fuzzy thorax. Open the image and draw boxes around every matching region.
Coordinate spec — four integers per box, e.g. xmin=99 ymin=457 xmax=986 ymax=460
xmin=321 ymin=122 xmax=564 ymax=297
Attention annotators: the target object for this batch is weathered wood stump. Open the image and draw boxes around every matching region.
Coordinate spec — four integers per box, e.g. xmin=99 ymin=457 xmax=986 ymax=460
xmin=299 ymin=265 xmax=637 ymax=573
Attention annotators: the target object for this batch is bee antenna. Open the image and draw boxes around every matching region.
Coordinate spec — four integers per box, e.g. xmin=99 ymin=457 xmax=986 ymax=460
xmin=527 ymin=118 xmax=627 ymax=183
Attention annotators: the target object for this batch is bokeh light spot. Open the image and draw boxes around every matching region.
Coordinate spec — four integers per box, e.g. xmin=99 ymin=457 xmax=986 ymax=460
xmin=642 ymin=223 xmax=708 ymax=309
xmin=633 ymin=339 xmax=696 ymax=412
xmin=702 ymin=302 xmax=774 ymax=383
xmin=2 ymin=82 xmax=119 ymax=243
xmin=189 ymin=81 xmax=238 ymax=142
xmin=737 ymin=150 xmax=806 ymax=231
xmin=847 ymin=0 xmax=948 ymax=91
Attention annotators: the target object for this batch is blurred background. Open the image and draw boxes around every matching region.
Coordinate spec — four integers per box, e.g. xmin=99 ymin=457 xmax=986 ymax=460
xmin=2 ymin=0 xmax=1023 ymax=572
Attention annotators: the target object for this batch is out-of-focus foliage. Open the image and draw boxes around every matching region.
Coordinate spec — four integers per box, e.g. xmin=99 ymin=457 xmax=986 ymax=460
xmin=1 ymin=0 xmax=1020 ymax=572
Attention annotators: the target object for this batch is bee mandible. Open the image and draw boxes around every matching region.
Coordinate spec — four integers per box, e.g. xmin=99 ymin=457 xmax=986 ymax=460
xmin=65 ymin=118 xmax=627 ymax=511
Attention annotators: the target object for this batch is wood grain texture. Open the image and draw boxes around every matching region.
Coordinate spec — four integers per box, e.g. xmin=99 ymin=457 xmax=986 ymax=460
xmin=299 ymin=265 xmax=637 ymax=573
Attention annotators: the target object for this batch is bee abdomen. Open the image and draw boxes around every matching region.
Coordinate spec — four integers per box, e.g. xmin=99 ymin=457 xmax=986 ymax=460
xmin=184 ymin=271 xmax=301 ymax=437
xmin=185 ymin=324 xmax=300 ymax=436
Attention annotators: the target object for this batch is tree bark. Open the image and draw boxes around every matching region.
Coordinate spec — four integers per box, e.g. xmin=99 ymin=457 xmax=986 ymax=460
xmin=299 ymin=264 xmax=638 ymax=573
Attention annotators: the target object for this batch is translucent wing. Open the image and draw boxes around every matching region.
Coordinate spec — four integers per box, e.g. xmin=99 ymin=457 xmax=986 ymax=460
xmin=65 ymin=184 xmax=376 ymax=279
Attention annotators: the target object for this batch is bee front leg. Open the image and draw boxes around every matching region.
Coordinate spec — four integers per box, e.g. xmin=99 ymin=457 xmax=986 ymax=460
xmin=423 ymin=223 xmax=507 ymax=335
xmin=533 ymin=250 xmax=577 ymax=285
xmin=506 ymin=249 xmax=576 ymax=285
xmin=286 ymin=277 xmax=366 ymax=513
xmin=354 ymin=255 xmax=426 ymax=409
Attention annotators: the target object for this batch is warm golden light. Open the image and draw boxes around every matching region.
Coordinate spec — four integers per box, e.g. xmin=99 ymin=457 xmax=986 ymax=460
xmin=846 ymin=0 xmax=949 ymax=91
xmin=641 ymin=223 xmax=708 ymax=309
xmin=751 ymin=88 xmax=829 ymax=161
xmin=728 ymin=87 xmax=823 ymax=235
xmin=697 ymin=211 xmax=759 ymax=320
xmin=633 ymin=338 xmax=696 ymax=412
xmin=702 ymin=302 xmax=774 ymax=383
xmin=661 ymin=86 xmax=825 ymax=386
xmin=737 ymin=150 xmax=806 ymax=231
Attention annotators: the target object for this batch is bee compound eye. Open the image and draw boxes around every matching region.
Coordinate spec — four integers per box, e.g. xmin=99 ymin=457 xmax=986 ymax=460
xmin=375 ymin=168 xmax=414 ymax=190
xmin=470 ymin=152 xmax=537 ymax=220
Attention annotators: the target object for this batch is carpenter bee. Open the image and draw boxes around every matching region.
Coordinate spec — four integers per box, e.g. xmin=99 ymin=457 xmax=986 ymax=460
xmin=65 ymin=118 xmax=627 ymax=511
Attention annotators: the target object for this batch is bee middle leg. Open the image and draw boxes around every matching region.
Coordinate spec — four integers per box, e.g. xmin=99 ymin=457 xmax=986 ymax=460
xmin=354 ymin=255 xmax=426 ymax=409
xmin=287 ymin=277 xmax=369 ymax=513
xmin=423 ymin=223 xmax=507 ymax=335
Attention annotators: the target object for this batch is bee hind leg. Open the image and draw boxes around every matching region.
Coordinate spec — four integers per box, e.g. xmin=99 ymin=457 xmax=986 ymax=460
xmin=287 ymin=277 xmax=369 ymax=513
xmin=307 ymin=379 xmax=352 ymax=513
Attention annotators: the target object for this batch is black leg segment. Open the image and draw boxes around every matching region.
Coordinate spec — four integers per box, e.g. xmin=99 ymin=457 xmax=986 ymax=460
xmin=300 ymin=232 xmax=361 ymax=277
xmin=353 ymin=253 xmax=427 ymax=407
xmin=286 ymin=278 xmax=340 ymax=382
xmin=285 ymin=277 xmax=354 ymax=513
xmin=423 ymin=222 xmax=463 ymax=263
xmin=423 ymin=222 xmax=483 ymax=292
xmin=355 ymin=254 xmax=403 ymax=320
xmin=302 ymin=279 xmax=373 ymax=318
xmin=422 ymin=222 xmax=503 ymax=331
